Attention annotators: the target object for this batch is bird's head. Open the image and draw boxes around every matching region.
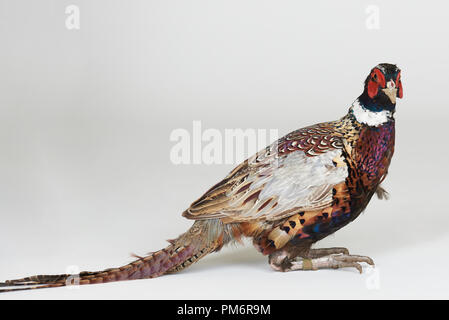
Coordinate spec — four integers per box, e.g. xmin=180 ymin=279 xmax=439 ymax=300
xmin=359 ymin=63 xmax=403 ymax=112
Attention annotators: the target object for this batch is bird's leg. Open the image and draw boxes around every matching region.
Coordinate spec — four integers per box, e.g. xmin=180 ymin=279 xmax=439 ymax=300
xmin=297 ymin=254 xmax=374 ymax=273
xmin=307 ymin=247 xmax=349 ymax=258
xmin=269 ymin=249 xmax=374 ymax=274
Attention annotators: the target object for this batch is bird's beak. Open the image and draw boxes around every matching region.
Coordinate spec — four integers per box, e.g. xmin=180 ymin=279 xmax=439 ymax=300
xmin=382 ymin=80 xmax=397 ymax=104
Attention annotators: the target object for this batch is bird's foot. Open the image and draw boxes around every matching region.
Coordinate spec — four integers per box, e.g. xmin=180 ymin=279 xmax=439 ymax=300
xmin=269 ymin=251 xmax=374 ymax=274
xmin=295 ymin=253 xmax=374 ymax=273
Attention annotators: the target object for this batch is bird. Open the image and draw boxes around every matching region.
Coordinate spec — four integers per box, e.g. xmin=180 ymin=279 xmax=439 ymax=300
xmin=0 ymin=63 xmax=403 ymax=292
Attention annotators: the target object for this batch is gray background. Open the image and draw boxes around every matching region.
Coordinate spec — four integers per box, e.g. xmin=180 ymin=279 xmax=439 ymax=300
xmin=1 ymin=0 xmax=448 ymax=299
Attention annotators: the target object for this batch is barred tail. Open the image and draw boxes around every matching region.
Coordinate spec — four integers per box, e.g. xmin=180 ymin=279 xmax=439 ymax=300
xmin=0 ymin=220 xmax=241 ymax=293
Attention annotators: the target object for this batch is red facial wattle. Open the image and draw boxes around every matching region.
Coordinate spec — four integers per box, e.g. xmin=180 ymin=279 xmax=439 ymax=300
xmin=367 ymin=68 xmax=386 ymax=98
xmin=396 ymin=71 xmax=403 ymax=98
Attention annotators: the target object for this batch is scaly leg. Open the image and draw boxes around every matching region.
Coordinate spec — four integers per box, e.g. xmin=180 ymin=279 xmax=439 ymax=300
xmin=269 ymin=249 xmax=374 ymax=273
xmin=307 ymin=247 xmax=349 ymax=258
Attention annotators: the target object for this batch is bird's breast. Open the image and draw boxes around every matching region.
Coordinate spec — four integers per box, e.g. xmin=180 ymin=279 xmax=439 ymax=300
xmin=348 ymin=121 xmax=395 ymax=197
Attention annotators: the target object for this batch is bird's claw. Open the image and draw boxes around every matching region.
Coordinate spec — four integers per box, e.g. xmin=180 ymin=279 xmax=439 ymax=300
xmin=327 ymin=254 xmax=375 ymax=273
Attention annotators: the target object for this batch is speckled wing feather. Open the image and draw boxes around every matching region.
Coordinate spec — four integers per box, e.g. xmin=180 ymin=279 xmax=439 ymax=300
xmin=183 ymin=122 xmax=348 ymax=223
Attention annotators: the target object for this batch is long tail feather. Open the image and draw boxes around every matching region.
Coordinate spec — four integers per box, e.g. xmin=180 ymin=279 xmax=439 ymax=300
xmin=0 ymin=220 xmax=240 ymax=293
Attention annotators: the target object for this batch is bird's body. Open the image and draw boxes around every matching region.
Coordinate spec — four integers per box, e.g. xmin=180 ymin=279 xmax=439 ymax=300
xmin=0 ymin=63 xmax=403 ymax=292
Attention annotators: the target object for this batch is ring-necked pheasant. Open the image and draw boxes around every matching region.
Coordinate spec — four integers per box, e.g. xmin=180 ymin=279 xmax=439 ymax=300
xmin=0 ymin=63 xmax=403 ymax=292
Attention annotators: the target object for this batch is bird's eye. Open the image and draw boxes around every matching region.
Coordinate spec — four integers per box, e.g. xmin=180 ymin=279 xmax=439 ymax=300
xmin=372 ymin=73 xmax=378 ymax=82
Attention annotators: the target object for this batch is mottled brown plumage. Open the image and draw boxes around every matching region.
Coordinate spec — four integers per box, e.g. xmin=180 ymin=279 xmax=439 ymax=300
xmin=0 ymin=63 xmax=402 ymax=292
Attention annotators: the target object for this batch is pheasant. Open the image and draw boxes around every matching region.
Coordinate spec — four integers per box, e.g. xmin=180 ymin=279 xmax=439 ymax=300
xmin=0 ymin=63 xmax=403 ymax=292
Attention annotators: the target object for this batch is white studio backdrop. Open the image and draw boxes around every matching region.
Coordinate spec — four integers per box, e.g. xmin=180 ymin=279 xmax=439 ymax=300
xmin=0 ymin=0 xmax=448 ymax=299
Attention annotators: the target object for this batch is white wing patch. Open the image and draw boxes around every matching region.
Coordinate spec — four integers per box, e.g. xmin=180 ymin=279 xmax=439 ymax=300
xmin=224 ymin=149 xmax=348 ymax=221
xmin=259 ymin=150 xmax=347 ymax=204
